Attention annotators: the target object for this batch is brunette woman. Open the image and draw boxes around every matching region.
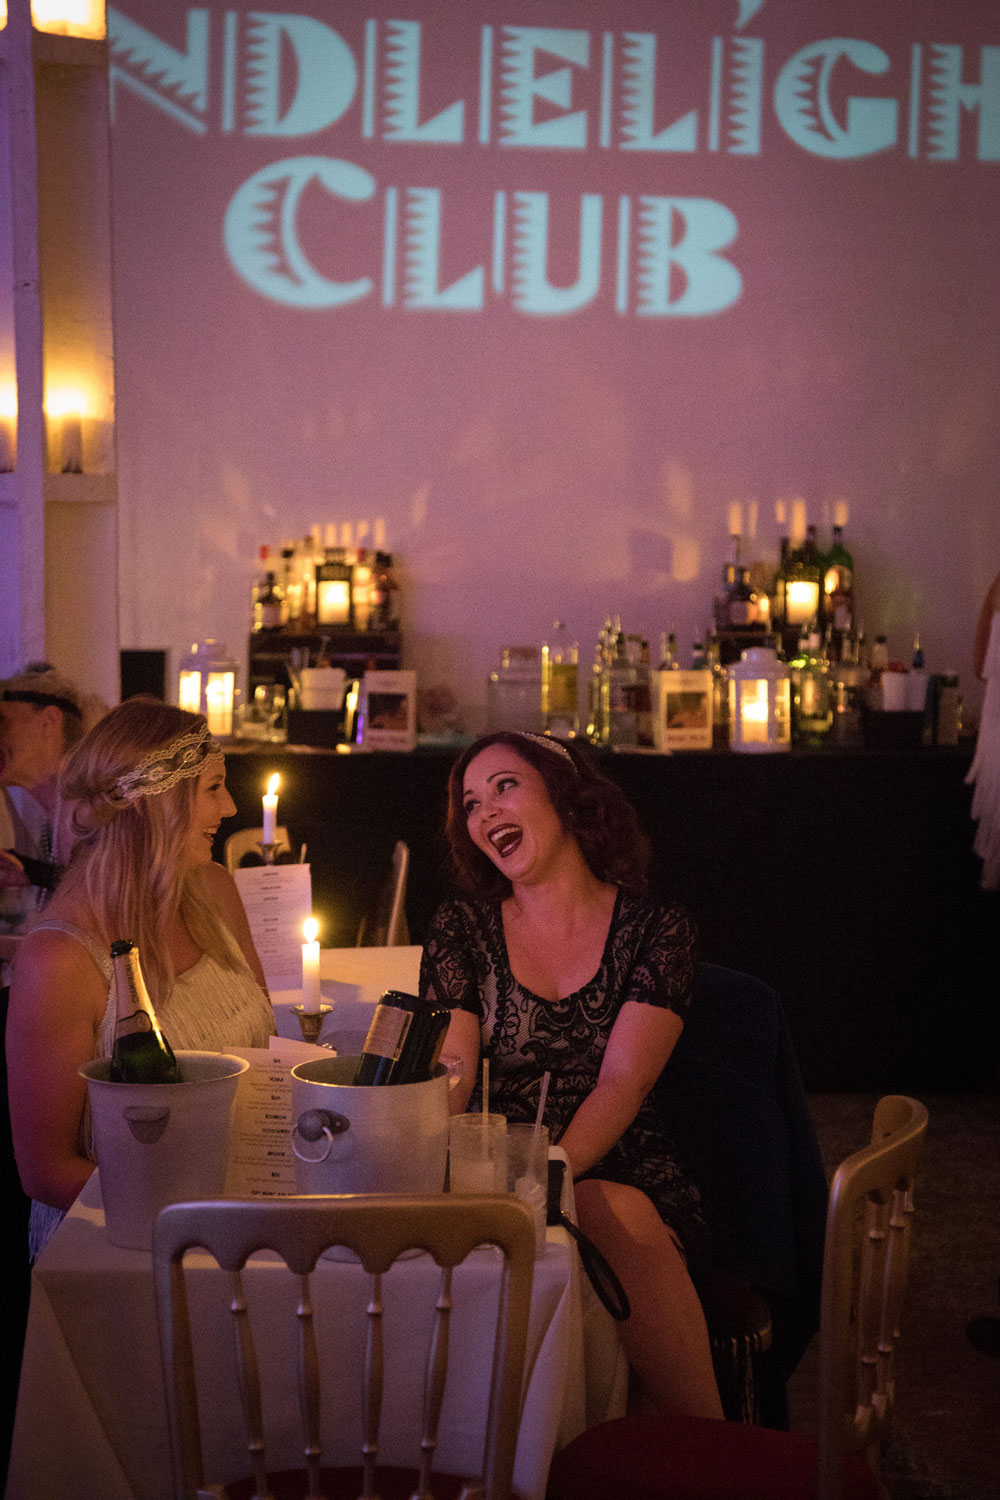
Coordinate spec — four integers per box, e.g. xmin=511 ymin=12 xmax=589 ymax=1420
xmin=420 ymin=730 xmax=723 ymax=1420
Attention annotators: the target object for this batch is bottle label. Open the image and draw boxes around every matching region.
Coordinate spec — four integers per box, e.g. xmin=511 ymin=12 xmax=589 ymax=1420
xmin=362 ymin=1004 xmax=412 ymax=1061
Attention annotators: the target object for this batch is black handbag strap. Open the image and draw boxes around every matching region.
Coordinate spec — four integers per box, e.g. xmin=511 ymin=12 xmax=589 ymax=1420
xmin=546 ymin=1158 xmax=631 ymax=1322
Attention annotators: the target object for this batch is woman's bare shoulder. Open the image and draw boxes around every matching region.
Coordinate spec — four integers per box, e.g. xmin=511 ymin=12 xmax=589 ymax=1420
xmin=12 ymin=921 xmax=107 ymax=1022
xmin=194 ymin=859 xmax=242 ymax=906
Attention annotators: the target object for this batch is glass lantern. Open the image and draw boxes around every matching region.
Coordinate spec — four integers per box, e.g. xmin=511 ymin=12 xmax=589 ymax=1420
xmin=178 ymin=640 xmax=237 ymax=737
xmin=728 ymin=646 xmax=791 ymax=753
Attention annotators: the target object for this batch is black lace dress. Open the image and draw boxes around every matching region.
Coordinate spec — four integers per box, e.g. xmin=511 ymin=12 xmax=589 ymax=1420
xmin=419 ymin=887 xmax=707 ymax=1262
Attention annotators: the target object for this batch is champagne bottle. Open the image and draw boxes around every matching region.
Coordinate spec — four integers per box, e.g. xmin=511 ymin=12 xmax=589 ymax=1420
xmin=108 ymin=940 xmax=182 ymax=1084
xmin=353 ymin=990 xmax=424 ymax=1085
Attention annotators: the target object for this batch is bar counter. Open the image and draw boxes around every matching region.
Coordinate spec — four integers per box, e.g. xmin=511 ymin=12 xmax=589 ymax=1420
xmin=216 ymin=741 xmax=1000 ymax=1093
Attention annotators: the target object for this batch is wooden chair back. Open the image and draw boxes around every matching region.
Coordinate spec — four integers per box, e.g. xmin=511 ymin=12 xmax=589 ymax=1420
xmin=545 ymin=1093 xmax=929 ymax=1500
xmin=224 ymin=825 xmax=291 ymax=872
xmin=356 ymin=839 xmax=409 ymax=946
xmin=153 ymin=1193 xmax=535 ymax=1500
xmin=816 ymin=1093 xmax=928 ymax=1499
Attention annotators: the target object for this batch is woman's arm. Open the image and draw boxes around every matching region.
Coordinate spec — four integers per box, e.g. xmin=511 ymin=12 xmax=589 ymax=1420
xmin=556 ymin=999 xmax=684 ymax=1178
xmin=5 ymin=930 xmax=107 ymax=1209
xmin=198 ymin=860 xmax=268 ymax=993
xmin=440 ymin=1008 xmax=481 ymax=1115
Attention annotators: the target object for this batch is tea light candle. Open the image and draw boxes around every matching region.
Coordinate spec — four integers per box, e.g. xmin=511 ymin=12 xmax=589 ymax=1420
xmin=301 ymin=917 xmax=321 ymax=1013
xmin=262 ymin=774 xmax=279 ymax=845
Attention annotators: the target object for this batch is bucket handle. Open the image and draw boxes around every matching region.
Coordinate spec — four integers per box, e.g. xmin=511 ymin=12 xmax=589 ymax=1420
xmin=292 ymin=1108 xmax=351 ymax=1164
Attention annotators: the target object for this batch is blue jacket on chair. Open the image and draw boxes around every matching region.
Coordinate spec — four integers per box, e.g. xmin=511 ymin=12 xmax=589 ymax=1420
xmin=655 ymin=963 xmax=829 ymax=1382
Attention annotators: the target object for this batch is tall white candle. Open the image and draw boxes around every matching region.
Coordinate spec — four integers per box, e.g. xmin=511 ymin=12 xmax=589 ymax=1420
xmin=301 ymin=917 xmax=321 ymax=1013
xmin=262 ymin=773 xmax=279 ymax=845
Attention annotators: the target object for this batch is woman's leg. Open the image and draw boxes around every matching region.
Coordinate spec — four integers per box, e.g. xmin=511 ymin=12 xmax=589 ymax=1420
xmin=575 ymin=1177 xmax=724 ymax=1420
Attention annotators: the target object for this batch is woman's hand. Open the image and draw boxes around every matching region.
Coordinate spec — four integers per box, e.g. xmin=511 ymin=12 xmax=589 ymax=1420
xmin=6 ymin=929 xmax=107 ymax=1209
xmin=557 ymin=999 xmax=683 ymax=1179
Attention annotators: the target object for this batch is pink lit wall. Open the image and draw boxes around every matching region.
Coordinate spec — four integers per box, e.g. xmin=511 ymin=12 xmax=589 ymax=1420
xmin=107 ymin=0 xmax=1000 ymax=723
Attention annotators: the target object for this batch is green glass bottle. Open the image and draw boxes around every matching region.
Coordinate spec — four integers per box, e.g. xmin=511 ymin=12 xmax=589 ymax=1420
xmin=108 ymin=940 xmax=182 ymax=1084
xmin=789 ymin=622 xmax=833 ymax=745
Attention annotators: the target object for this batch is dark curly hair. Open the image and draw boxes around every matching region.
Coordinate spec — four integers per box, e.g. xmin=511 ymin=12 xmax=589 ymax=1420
xmin=445 ymin=731 xmax=650 ymax=901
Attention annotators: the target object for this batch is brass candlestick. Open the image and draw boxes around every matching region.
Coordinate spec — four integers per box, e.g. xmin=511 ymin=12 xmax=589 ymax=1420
xmin=292 ymin=1003 xmax=333 ymax=1046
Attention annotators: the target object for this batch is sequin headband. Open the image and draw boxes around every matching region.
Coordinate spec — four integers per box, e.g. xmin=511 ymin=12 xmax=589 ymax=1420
xmin=112 ymin=723 xmax=222 ymax=802
xmin=510 ymin=731 xmax=577 ymax=768
xmin=0 ymin=688 xmax=83 ymax=719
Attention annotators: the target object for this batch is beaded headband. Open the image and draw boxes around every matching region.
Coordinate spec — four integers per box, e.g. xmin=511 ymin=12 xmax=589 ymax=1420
xmin=510 ymin=730 xmax=576 ymax=768
xmin=112 ymin=722 xmax=222 ymax=802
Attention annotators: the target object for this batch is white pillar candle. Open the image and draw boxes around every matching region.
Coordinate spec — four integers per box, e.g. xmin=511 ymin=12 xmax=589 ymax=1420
xmin=262 ymin=774 xmax=279 ymax=845
xmin=301 ymin=917 xmax=321 ymax=1013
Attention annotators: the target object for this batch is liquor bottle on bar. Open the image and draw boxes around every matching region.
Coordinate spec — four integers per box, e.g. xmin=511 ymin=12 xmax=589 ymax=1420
xmin=257 ymin=571 xmax=284 ymax=633
xmin=789 ymin=620 xmax=832 ymax=744
xmin=631 ymin=636 xmax=654 ymax=747
xmin=371 ymin=552 xmax=400 ymax=630
xmin=659 ymin=630 xmax=679 ymax=671
xmin=601 ymin=620 xmax=637 ymax=747
xmin=108 ymin=940 xmax=182 ymax=1084
xmin=586 ymin=635 xmax=606 ymax=743
xmin=353 ymin=991 xmax=447 ymax=1085
xmin=542 ymin=620 xmax=579 ymax=738
xmin=250 ymin=545 xmax=272 ymax=631
xmin=824 ymin=524 xmax=854 ymax=659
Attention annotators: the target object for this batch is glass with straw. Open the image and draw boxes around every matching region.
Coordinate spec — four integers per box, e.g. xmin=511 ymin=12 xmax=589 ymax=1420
xmin=448 ymin=1057 xmax=506 ymax=1192
xmin=506 ymin=1071 xmax=550 ymax=1254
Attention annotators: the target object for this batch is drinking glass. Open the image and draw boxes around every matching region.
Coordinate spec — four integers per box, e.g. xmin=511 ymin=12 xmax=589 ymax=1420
xmin=449 ymin=1113 xmax=507 ymax=1193
xmin=506 ymin=1123 xmax=549 ymax=1255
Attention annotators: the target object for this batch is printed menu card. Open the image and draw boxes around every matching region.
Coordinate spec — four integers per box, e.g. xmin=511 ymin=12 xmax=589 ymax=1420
xmin=224 ymin=1035 xmax=329 ymax=1197
xmin=233 ymin=861 xmax=312 ymax=990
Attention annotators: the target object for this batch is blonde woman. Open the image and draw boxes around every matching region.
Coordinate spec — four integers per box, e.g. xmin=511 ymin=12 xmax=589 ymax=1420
xmin=5 ymin=699 xmax=273 ymax=1256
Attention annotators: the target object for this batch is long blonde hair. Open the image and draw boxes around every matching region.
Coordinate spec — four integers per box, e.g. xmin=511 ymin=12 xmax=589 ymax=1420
xmin=55 ymin=698 xmax=242 ymax=1006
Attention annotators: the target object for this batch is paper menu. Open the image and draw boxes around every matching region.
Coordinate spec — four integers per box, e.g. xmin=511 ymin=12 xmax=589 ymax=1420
xmin=224 ymin=1036 xmax=329 ymax=1197
xmin=233 ymin=861 xmax=312 ymax=990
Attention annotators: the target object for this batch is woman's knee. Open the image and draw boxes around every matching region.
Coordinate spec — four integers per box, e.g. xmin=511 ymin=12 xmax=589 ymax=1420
xmin=576 ymin=1178 xmax=675 ymax=1254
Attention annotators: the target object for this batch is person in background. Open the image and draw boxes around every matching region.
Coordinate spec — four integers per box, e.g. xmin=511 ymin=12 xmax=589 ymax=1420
xmin=973 ymin=571 xmax=1000 ymax=681
xmin=0 ymin=664 xmax=108 ymax=952
xmin=420 ymin=729 xmax=724 ymax=1420
xmin=5 ymin=698 xmax=273 ymax=1257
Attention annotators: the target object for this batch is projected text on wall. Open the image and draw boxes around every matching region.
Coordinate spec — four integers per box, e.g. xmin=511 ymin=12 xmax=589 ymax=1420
xmin=108 ymin=10 xmax=1000 ymax=316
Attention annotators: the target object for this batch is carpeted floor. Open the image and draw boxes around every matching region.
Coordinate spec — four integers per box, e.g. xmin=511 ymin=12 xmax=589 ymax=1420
xmin=787 ymin=1093 xmax=1000 ymax=1500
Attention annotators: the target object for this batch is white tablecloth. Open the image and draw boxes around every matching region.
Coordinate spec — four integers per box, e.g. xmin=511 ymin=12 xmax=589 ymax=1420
xmin=272 ymin=945 xmax=422 ymax=1053
xmin=6 ymin=1171 xmax=626 ymax=1500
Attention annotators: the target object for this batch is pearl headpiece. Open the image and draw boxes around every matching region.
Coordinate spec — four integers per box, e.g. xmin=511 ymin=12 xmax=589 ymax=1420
xmin=112 ymin=722 xmax=222 ymax=802
xmin=511 ymin=730 xmax=576 ymax=768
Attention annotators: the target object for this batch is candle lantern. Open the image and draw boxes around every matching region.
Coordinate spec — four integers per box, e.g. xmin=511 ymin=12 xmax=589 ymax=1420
xmin=784 ymin=578 xmax=821 ymax=627
xmin=728 ymin=646 xmax=791 ymax=753
xmin=177 ymin=640 xmax=237 ymax=737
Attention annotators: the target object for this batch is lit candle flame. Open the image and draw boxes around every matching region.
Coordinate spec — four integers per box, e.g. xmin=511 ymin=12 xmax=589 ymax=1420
xmin=303 ymin=917 xmax=319 ymax=944
xmin=266 ymin=774 xmax=279 ymax=796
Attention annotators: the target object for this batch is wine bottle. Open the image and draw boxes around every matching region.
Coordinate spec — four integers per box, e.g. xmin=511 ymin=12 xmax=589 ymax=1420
xmin=391 ymin=1004 xmax=451 ymax=1085
xmin=353 ymin=990 xmax=420 ymax=1085
xmin=108 ymin=939 xmax=182 ymax=1084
